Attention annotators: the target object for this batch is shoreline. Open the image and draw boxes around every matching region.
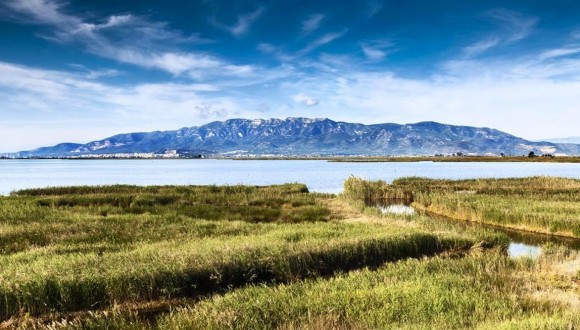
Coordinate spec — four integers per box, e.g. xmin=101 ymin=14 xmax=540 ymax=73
xmin=2 ymin=156 xmax=580 ymax=163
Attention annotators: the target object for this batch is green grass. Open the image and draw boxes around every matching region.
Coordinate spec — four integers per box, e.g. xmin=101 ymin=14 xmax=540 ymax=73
xmin=2 ymin=179 xmax=579 ymax=329
xmin=344 ymin=176 xmax=580 ymax=237
xmin=0 ymin=184 xmax=332 ymax=254
xmin=0 ymin=223 xmax=472 ymax=319
xmin=51 ymin=251 xmax=580 ymax=330
xmin=157 ymin=252 xmax=566 ymax=329
xmin=0 ymin=183 xmax=484 ymax=325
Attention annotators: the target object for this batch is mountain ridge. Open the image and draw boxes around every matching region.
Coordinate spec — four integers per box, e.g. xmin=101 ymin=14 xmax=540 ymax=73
xmin=9 ymin=117 xmax=580 ymax=157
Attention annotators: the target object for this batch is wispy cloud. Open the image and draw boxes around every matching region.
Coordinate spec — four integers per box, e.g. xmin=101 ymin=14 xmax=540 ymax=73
xmin=538 ymin=47 xmax=580 ymax=61
xmin=360 ymin=39 xmax=396 ymax=61
xmin=210 ymin=7 xmax=264 ymax=36
xmin=276 ymin=35 xmax=580 ymax=140
xmin=68 ymin=64 xmax=122 ymax=79
xmin=297 ymin=30 xmax=348 ymax=56
xmin=258 ymin=30 xmax=348 ymax=62
xmin=486 ymin=9 xmax=538 ymax=42
xmin=2 ymin=0 xmax=78 ymax=26
xmin=109 ymin=50 xmax=222 ymax=75
xmin=0 ymin=0 xmax=265 ymax=79
xmin=462 ymin=38 xmax=500 ymax=57
xmin=257 ymin=42 xmax=278 ymax=55
xmin=301 ymin=14 xmax=324 ymax=35
xmin=461 ymin=9 xmax=537 ymax=58
xmin=366 ymin=0 xmax=383 ymax=17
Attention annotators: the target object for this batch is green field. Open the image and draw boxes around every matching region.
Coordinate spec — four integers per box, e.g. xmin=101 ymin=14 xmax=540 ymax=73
xmin=1 ymin=179 xmax=579 ymax=329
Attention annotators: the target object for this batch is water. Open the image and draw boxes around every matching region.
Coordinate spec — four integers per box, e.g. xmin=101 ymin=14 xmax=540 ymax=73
xmin=508 ymin=243 xmax=542 ymax=258
xmin=1 ymin=159 xmax=579 ymax=195
xmin=378 ymin=204 xmax=415 ymax=215
xmin=377 ymin=201 xmax=580 ymax=258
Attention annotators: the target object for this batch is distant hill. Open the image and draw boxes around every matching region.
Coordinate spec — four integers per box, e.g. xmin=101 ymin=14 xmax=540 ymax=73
xmin=11 ymin=118 xmax=580 ymax=157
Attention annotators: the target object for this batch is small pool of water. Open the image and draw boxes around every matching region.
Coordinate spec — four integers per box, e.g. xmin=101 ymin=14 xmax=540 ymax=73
xmin=375 ymin=201 xmax=580 ymax=259
xmin=508 ymin=243 xmax=542 ymax=258
xmin=378 ymin=204 xmax=415 ymax=215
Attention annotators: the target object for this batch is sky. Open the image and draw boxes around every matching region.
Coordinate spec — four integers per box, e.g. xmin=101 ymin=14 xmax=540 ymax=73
xmin=1 ymin=0 xmax=580 ymax=152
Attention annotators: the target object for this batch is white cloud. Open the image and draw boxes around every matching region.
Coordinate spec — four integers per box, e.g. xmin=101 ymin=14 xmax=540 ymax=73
xmin=462 ymin=38 xmax=500 ymax=57
xmin=98 ymin=14 xmax=133 ymax=29
xmin=298 ymin=30 xmax=348 ymax=56
xmin=278 ymin=49 xmax=580 ymax=141
xmin=361 ymin=47 xmax=386 ymax=61
xmin=1 ymin=2 xmax=579 ymax=151
xmin=68 ymin=65 xmax=123 ymax=79
xmin=360 ymin=39 xmax=396 ymax=61
xmin=3 ymin=0 xmax=78 ymax=26
xmin=2 ymin=44 xmax=580 ymax=151
xmin=210 ymin=7 xmax=264 ymax=36
xmin=301 ymin=14 xmax=324 ymax=35
xmin=538 ymin=47 xmax=580 ymax=61
xmin=461 ymin=10 xmax=537 ymax=59
xmin=149 ymin=53 xmax=221 ymax=75
xmin=486 ymin=9 xmax=538 ymax=42
xmin=293 ymin=93 xmax=319 ymax=106
xmin=0 ymin=61 xmax=266 ymax=151
xmin=1 ymin=0 xmax=234 ymax=78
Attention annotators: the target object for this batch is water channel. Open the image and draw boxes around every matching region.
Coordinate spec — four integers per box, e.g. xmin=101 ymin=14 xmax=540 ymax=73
xmin=377 ymin=201 xmax=580 ymax=258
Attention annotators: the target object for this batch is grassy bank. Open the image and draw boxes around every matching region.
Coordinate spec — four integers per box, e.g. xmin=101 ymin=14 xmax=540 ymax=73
xmin=344 ymin=176 xmax=580 ymax=238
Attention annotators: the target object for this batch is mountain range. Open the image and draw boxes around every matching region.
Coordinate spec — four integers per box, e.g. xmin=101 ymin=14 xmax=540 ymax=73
xmin=9 ymin=118 xmax=580 ymax=157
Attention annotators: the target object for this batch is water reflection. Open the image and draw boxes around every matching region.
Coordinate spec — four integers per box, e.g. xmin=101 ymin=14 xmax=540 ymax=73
xmin=508 ymin=243 xmax=542 ymax=258
xmin=378 ymin=204 xmax=415 ymax=215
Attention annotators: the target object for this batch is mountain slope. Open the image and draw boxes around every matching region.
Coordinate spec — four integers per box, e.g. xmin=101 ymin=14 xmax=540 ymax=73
xmin=14 ymin=118 xmax=580 ymax=157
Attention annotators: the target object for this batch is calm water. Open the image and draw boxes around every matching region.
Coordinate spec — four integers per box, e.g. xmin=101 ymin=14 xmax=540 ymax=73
xmin=1 ymin=159 xmax=580 ymax=195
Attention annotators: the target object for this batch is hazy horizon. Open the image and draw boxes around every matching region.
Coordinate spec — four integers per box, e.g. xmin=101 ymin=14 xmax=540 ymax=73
xmin=1 ymin=0 xmax=580 ymax=152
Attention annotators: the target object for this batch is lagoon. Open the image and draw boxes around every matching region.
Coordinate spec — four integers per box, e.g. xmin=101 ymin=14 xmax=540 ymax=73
xmin=1 ymin=159 xmax=580 ymax=195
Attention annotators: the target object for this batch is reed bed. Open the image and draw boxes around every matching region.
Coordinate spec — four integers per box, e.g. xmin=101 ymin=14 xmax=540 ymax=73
xmin=57 ymin=252 xmax=579 ymax=329
xmin=0 ymin=184 xmax=482 ymax=324
xmin=4 ymin=180 xmax=572 ymax=329
xmin=344 ymin=176 xmax=580 ymax=237
xmin=0 ymin=184 xmax=332 ymax=254
xmin=0 ymin=223 xmax=472 ymax=319
xmin=158 ymin=252 xmax=577 ymax=329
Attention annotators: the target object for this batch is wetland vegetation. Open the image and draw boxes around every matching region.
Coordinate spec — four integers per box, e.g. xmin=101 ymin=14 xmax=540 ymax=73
xmin=1 ymin=177 xmax=579 ymax=329
xmin=343 ymin=176 xmax=580 ymax=237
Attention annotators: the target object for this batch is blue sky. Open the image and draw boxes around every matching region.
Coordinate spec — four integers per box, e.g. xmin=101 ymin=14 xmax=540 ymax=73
xmin=1 ymin=0 xmax=580 ymax=152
